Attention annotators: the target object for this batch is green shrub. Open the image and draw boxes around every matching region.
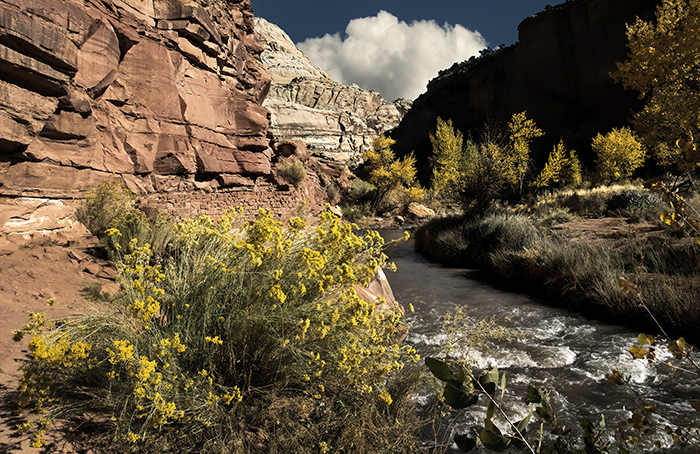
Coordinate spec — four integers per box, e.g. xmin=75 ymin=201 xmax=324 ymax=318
xmin=277 ymin=159 xmax=306 ymax=185
xmin=606 ymin=188 xmax=663 ymax=218
xmin=105 ymin=210 xmax=175 ymax=260
xmin=75 ymin=180 xmax=136 ymax=238
xmin=348 ymin=178 xmax=376 ymax=202
xmin=341 ymin=202 xmax=372 ymax=223
xmin=13 ymin=208 xmax=424 ymax=453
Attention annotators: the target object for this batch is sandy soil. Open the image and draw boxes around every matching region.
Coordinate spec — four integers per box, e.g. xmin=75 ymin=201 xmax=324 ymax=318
xmin=552 ymin=217 xmax=666 ymax=244
xmin=0 ymin=230 xmax=117 ymax=454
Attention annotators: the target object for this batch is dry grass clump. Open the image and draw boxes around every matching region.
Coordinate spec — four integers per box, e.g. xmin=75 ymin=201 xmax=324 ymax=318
xmin=528 ymin=184 xmax=664 ymax=221
xmin=277 ymin=159 xmax=307 ymax=185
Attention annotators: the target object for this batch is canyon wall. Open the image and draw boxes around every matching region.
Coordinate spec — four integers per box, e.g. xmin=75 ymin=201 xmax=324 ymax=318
xmin=392 ymin=0 xmax=660 ymax=170
xmin=255 ymin=17 xmax=411 ymax=166
xmin=0 ymin=0 xmax=327 ymax=241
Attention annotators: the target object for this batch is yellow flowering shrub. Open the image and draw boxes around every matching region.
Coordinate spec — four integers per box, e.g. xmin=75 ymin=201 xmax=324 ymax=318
xmin=13 ymin=205 xmax=421 ymax=453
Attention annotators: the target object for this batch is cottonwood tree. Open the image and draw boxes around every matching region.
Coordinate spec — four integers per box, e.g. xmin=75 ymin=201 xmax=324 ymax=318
xmin=363 ymin=136 xmax=422 ymax=210
xmin=532 ymin=139 xmax=583 ymax=189
xmin=592 ymin=127 xmax=646 ymax=183
xmin=504 ymin=112 xmax=544 ymax=196
xmin=611 ymin=0 xmax=700 ymax=171
xmin=429 ymin=117 xmax=465 ymax=198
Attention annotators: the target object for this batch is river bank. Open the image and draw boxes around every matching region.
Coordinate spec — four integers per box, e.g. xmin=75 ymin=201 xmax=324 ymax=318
xmin=413 ymin=209 xmax=700 ymax=347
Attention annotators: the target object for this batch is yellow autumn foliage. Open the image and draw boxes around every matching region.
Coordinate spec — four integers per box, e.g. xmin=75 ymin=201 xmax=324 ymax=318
xmin=592 ymin=127 xmax=646 ymax=182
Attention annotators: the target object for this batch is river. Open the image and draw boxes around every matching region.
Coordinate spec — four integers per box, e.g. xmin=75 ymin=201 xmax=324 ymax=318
xmin=381 ymin=230 xmax=699 ymax=453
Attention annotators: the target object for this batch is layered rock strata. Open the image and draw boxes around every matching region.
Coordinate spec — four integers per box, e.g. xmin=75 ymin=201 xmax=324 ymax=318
xmin=254 ymin=17 xmax=411 ymax=165
xmin=392 ymin=0 xmax=660 ymax=168
xmin=0 ymin=0 xmax=327 ymax=229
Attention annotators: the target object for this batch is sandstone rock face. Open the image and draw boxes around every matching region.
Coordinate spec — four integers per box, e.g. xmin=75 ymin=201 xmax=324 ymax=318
xmin=0 ymin=0 xmax=328 ymax=225
xmin=254 ymin=18 xmax=411 ymax=165
xmin=392 ymin=0 xmax=659 ymax=168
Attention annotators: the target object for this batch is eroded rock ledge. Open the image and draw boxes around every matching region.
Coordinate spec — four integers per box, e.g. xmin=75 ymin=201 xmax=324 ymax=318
xmin=0 ymin=0 xmax=328 ymax=228
xmin=254 ymin=17 xmax=411 ymax=165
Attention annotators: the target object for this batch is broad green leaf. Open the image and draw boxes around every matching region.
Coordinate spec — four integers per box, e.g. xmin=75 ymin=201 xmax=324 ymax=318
xmin=425 ymin=357 xmax=456 ymax=382
xmin=478 ymin=366 xmax=499 ymax=395
xmin=486 ymin=400 xmax=495 ymax=421
xmin=480 ymin=428 xmax=511 ymax=452
xmin=444 ymin=381 xmax=478 ymax=409
xmin=516 ymin=407 xmax=533 ymax=433
xmin=454 ymin=434 xmax=477 ymax=452
xmin=526 ymin=385 xmax=542 ymax=404
xmin=457 ymin=365 xmax=467 ymax=384
xmin=638 ymin=333 xmax=647 ymax=346
xmin=482 ymin=419 xmax=503 ymax=437
xmin=536 ymin=405 xmax=551 ymax=420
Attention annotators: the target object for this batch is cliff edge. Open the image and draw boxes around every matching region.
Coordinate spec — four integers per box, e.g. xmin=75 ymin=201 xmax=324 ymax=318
xmin=392 ymin=0 xmax=659 ymax=170
xmin=0 ymin=0 xmax=329 ymax=240
xmin=255 ymin=17 xmax=411 ymax=165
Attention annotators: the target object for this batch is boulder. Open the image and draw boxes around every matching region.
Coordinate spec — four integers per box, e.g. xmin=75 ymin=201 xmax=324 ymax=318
xmin=354 ymin=267 xmax=408 ymax=344
xmin=407 ymin=202 xmax=435 ymax=219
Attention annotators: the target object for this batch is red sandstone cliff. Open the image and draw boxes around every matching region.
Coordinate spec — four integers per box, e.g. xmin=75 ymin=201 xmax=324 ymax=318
xmin=0 ymin=0 xmax=327 ymax=234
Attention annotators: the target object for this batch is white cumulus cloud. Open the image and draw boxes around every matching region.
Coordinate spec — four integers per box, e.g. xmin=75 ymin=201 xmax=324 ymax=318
xmin=297 ymin=11 xmax=487 ymax=101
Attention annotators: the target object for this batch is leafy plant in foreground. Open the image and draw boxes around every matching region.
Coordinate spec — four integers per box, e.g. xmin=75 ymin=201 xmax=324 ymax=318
xmin=425 ymin=357 xmax=537 ymax=452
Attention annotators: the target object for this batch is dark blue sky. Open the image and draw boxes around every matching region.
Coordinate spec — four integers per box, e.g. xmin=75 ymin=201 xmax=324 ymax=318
xmin=251 ymin=0 xmax=552 ymax=47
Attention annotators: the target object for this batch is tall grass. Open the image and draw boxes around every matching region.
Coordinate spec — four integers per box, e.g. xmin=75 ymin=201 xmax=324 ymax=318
xmin=13 ymin=206 xmax=428 ymax=453
xmin=527 ymin=184 xmax=665 ymax=221
xmin=415 ymin=197 xmax=700 ymax=342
